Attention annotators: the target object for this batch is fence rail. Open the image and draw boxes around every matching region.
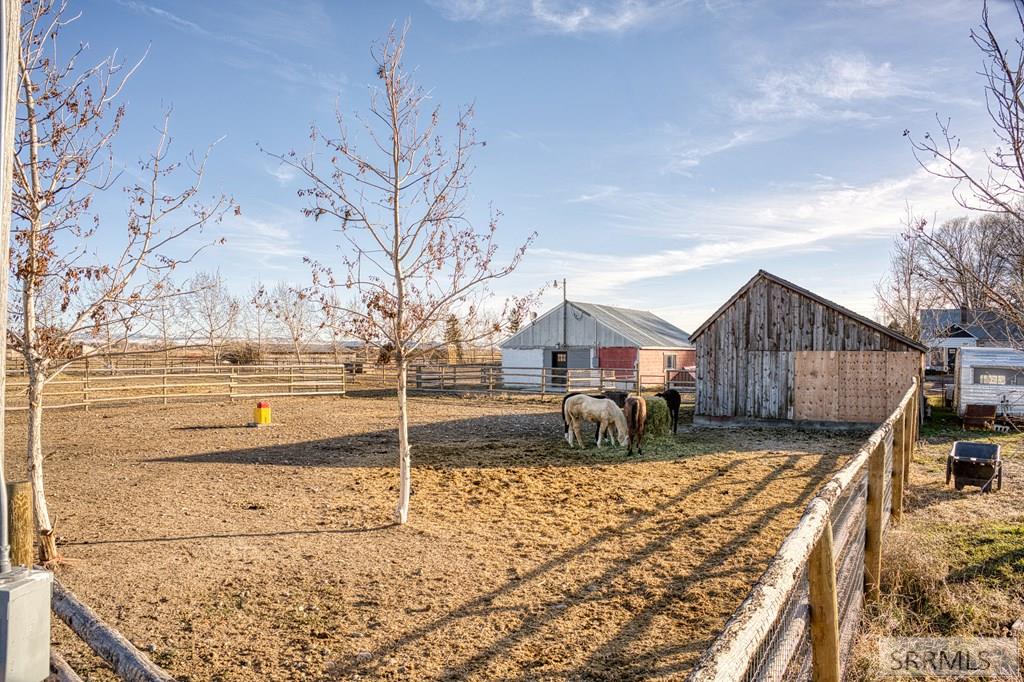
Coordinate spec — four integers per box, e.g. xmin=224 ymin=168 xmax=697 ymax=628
xmin=5 ymin=363 xmax=696 ymax=412
xmin=687 ymin=379 xmax=919 ymax=682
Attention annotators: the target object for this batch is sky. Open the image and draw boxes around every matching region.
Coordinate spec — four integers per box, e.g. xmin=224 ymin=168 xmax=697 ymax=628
xmin=60 ymin=0 xmax=1006 ymax=333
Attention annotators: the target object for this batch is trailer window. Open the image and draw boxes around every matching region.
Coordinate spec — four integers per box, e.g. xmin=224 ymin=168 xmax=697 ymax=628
xmin=975 ymin=367 xmax=1024 ymax=385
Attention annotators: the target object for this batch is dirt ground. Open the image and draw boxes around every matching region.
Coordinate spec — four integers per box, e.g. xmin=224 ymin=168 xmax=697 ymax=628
xmin=4 ymin=394 xmax=863 ymax=681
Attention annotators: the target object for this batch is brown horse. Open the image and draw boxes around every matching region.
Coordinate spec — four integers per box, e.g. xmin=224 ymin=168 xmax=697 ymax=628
xmin=624 ymin=395 xmax=647 ymax=456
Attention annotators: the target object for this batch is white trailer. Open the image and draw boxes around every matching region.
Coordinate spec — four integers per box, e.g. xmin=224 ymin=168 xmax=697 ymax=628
xmin=953 ymin=346 xmax=1024 ymax=417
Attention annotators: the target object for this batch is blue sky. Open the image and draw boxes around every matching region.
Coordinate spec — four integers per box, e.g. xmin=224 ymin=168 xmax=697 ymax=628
xmin=67 ymin=0 xmax=1001 ymax=332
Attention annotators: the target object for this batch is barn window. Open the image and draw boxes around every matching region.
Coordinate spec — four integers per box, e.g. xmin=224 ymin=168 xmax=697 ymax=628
xmin=975 ymin=367 xmax=1024 ymax=385
xmin=664 ymin=354 xmax=677 ymax=370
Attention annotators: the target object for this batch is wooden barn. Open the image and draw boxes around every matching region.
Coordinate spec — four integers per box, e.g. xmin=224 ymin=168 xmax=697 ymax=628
xmin=690 ymin=270 xmax=925 ymax=426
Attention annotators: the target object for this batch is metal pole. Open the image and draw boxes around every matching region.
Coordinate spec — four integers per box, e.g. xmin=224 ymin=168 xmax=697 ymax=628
xmin=0 ymin=0 xmax=19 ymax=575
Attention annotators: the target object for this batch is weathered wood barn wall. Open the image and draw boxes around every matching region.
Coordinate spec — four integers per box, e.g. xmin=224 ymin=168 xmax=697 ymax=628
xmin=691 ymin=270 xmax=925 ymax=425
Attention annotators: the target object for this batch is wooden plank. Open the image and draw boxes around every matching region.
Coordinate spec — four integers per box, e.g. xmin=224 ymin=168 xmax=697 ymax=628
xmin=793 ymin=351 xmax=839 ymax=421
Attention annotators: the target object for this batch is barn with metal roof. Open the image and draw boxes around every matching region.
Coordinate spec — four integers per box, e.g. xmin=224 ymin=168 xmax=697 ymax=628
xmin=500 ymin=300 xmax=693 ymax=389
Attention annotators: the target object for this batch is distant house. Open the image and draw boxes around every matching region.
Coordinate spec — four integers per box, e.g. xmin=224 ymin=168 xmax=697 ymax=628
xmin=920 ymin=309 xmax=1024 ymax=372
xmin=691 ymin=270 xmax=925 ymax=426
xmin=499 ymin=300 xmax=693 ymax=390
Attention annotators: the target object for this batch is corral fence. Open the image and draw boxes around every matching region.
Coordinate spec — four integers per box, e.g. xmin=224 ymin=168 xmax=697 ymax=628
xmin=687 ymin=379 xmax=920 ymax=682
xmin=5 ymin=364 xmax=696 ymax=411
xmin=415 ymin=365 xmax=696 ymax=399
xmin=5 ymin=365 xmax=348 ymax=411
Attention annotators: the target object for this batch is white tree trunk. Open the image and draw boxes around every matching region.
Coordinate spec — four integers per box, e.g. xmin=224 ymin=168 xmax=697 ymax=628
xmin=26 ymin=366 xmax=56 ymax=560
xmin=395 ymin=359 xmax=411 ymax=524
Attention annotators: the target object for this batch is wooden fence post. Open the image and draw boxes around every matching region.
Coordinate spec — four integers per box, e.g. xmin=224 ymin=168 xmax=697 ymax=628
xmin=84 ymin=359 xmax=90 ymax=412
xmin=541 ymin=368 xmax=546 ymax=397
xmin=161 ymin=372 xmax=168 ymax=406
xmin=891 ymin=411 xmax=906 ymax=524
xmin=904 ymin=394 xmax=913 ymax=485
xmin=865 ymin=437 xmax=886 ymax=602
xmin=808 ymin=518 xmax=841 ymax=682
xmin=7 ymin=481 xmax=34 ymax=567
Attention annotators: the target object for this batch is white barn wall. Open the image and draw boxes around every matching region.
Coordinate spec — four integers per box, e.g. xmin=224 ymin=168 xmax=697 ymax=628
xmin=501 ymin=348 xmax=544 ymax=386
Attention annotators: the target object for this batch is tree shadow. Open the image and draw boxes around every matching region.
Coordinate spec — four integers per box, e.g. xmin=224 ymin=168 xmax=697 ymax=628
xmin=324 ymin=451 xmax=839 ymax=680
xmin=61 ymin=523 xmax=397 ymax=547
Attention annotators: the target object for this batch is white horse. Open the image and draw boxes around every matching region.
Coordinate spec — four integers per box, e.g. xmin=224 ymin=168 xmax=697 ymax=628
xmin=563 ymin=394 xmax=629 ymax=448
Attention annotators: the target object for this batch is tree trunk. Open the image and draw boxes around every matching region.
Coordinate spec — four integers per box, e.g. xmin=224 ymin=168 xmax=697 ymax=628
xmin=293 ymin=338 xmax=302 ymax=364
xmin=26 ymin=367 xmax=56 ymax=562
xmin=395 ymin=358 xmax=411 ymax=524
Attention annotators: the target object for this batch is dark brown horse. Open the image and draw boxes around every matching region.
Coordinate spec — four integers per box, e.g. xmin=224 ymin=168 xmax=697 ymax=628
xmin=624 ymin=395 xmax=647 ymax=456
xmin=655 ymin=388 xmax=681 ymax=434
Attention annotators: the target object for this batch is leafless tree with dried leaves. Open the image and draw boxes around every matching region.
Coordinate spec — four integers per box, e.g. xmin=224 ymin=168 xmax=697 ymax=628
xmin=265 ymin=24 xmax=538 ymax=523
xmin=11 ymin=0 xmax=234 ymax=561
xmin=902 ymin=0 xmax=1024 ymax=346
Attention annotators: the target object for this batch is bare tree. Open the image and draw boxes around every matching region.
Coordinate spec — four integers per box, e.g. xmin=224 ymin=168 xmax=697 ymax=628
xmin=183 ymin=270 xmax=239 ymax=363
xmin=901 ymin=1 xmax=1024 ymax=345
xmin=243 ymin=280 xmax=273 ymax=360
xmin=266 ymin=25 xmax=536 ymax=523
xmin=318 ymin=290 xmax=350 ymax=365
xmin=875 ymin=211 xmax=941 ymax=341
xmin=11 ymin=0 xmax=233 ymax=561
xmin=256 ymin=281 xmax=314 ymax=363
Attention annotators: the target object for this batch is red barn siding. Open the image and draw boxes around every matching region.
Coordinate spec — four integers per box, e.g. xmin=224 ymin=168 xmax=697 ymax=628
xmin=598 ymin=346 xmax=637 ymax=378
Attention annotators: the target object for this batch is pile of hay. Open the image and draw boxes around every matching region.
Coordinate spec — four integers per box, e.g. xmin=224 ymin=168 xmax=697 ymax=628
xmin=644 ymin=395 xmax=670 ymax=437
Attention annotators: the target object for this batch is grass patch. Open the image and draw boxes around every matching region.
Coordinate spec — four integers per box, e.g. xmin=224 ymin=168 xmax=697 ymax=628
xmin=949 ymin=523 xmax=1024 ymax=591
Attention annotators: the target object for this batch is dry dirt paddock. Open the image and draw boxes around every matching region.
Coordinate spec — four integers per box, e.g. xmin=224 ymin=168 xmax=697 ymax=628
xmin=5 ymin=394 xmax=863 ymax=681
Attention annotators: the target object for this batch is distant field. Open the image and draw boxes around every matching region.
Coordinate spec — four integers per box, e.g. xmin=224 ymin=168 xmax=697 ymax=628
xmin=6 ymin=395 xmax=860 ymax=681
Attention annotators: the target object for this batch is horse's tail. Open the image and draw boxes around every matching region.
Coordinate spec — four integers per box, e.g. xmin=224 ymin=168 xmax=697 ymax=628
xmin=562 ymin=392 xmax=578 ymax=434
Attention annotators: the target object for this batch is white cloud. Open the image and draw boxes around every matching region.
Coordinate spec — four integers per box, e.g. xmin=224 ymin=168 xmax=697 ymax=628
xmin=266 ymin=164 xmax=297 ymax=186
xmin=736 ymin=53 xmax=917 ymax=122
xmin=664 ymin=129 xmax=757 ymax=174
xmin=430 ymin=0 xmax=692 ymax=33
xmin=523 ymin=155 xmax=976 ymax=304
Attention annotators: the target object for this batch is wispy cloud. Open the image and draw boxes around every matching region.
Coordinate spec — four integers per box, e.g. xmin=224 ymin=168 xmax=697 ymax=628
xmin=430 ymin=0 xmax=693 ymax=33
xmin=735 ymin=53 xmax=915 ymax=122
xmin=114 ymin=0 xmax=345 ymax=94
xmin=663 ymin=128 xmax=757 ymax=174
xmin=266 ymin=163 xmax=297 ymax=186
xmin=527 ymin=155 xmax=975 ymax=303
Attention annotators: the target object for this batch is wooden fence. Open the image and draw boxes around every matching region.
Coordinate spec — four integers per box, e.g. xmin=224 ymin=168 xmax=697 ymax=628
xmin=5 ymin=365 xmax=348 ymax=411
xmin=5 ymin=363 xmax=696 ymax=412
xmin=687 ymin=379 xmax=919 ymax=682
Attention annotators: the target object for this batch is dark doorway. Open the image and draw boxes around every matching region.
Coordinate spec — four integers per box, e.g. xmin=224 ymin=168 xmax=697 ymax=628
xmin=551 ymin=350 xmax=568 ymax=386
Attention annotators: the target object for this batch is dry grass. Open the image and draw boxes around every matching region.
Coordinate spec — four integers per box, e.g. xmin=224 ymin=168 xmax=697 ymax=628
xmin=848 ymin=407 xmax=1024 ymax=681
xmin=4 ymin=395 xmax=860 ymax=681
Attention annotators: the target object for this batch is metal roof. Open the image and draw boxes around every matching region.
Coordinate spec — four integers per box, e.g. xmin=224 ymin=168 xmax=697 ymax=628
xmin=570 ymin=301 xmax=692 ymax=348
xmin=689 ymin=269 xmax=928 ymax=352
xmin=500 ymin=300 xmax=691 ymax=349
xmin=957 ymin=346 xmax=1024 ymax=368
xmin=921 ymin=309 xmax=1024 ymax=344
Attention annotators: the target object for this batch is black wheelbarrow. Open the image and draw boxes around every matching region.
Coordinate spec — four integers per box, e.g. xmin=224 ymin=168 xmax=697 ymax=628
xmin=946 ymin=441 xmax=1002 ymax=493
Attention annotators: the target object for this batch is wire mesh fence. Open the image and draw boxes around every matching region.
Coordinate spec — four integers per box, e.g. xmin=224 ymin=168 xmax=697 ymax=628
xmin=688 ymin=381 xmax=918 ymax=682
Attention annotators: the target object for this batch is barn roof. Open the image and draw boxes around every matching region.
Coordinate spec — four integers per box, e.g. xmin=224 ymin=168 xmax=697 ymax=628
xmin=501 ymin=300 xmax=691 ymax=349
xmin=689 ymin=269 xmax=928 ymax=352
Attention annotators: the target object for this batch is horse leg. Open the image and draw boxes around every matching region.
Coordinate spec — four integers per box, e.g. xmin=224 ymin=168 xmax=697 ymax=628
xmin=597 ymin=420 xmax=607 ymax=448
xmin=571 ymin=419 xmax=585 ymax=449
